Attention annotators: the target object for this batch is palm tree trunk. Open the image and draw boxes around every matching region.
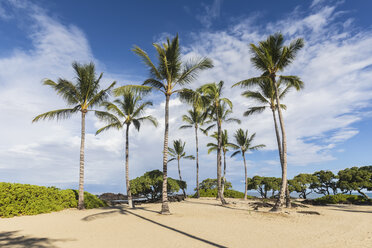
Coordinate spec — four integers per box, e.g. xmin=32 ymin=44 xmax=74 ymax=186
xmin=78 ymin=111 xmax=86 ymax=210
xmin=177 ymin=158 xmax=186 ymax=197
xmin=195 ymin=125 xmax=200 ymax=198
xmin=272 ymin=108 xmax=291 ymax=207
xmin=221 ymin=149 xmax=227 ymax=197
xmin=161 ymin=94 xmax=171 ymax=214
xmin=125 ymin=123 xmax=133 ymax=208
xmin=271 ymin=77 xmax=288 ymax=212
xmin=242 ymin=152 xmax=248 ymax=201
xmin=216 ymin=114 xmax=226 ymax=205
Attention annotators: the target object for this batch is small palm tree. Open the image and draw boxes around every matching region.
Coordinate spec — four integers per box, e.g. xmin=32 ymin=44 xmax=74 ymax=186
xmin=115 ymin=35 xmax=213 ymax=214
xmin=207 ymin=130 xmax=235 ymax=196
xmin=179 ymin=107 xmax=211 ymax=198
xmin=33 ymin=62 xmax=116 ymax=209
xmin=95 ymin=88 xmax=158 ymax=208
xmin=168 ymin=139 xmax=195 ymax=197
xmin=231 ymin=129 xmax=265 ymax=200
xmin=233 ymin=33 xmax=304 ymax=210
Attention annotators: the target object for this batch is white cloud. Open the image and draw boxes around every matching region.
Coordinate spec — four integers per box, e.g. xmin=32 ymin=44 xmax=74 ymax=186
xmin=196 ymin=0 xmax=223 ymax=28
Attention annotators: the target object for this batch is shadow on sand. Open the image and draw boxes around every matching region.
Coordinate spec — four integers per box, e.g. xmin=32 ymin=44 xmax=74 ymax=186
xmin=82 ymin=206 xmax=227 ymax=248
xmin=0 ymin=231 xmax=74 ymax=248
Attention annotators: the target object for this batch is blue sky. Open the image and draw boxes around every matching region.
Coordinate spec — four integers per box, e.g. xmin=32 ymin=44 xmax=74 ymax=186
xmin=0 ymin=0 xmax=371 ymax=194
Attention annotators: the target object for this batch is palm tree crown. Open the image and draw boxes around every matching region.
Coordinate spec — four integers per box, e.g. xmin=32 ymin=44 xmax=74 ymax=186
xmin=168 ymin=139 xmax=195 ymax=162
xmin=231 ymin=129 xmax=266 ymax=157
xmin=33 ymin=62 xmax=115 ymax=121
xmin=95 ymin=88 xmax=158 ymax=134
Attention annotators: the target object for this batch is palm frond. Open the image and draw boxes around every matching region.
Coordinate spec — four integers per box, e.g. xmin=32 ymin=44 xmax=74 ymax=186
xmin=132 ymin=46 xmax=162 ymax=80
xmin=177 ymin=57 xmax=213 ymax=85
xmin=32 ymin=107 xmax=79 ymax=122
xmin=96 ymin=122 xmax=122 ymax=135
xmin=243 ymin=106 xmax=267 ymax=116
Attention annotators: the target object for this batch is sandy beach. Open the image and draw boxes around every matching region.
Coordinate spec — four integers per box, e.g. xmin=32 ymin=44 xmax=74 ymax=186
xmin=0 ymin=198 xmax=371 ymax=248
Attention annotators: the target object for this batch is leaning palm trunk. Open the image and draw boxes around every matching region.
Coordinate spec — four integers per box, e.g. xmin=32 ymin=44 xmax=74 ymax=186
xmin=125 ymin=124 xmax=134 ymax=208
xmin=271 ymin=78 xmax=288 ymax=211
xmin=161 ymin=94 xmax=170 ymax=214
xmin=177 ymin=159 xmax=186 ymax=197
xmin=272 ymin=108 xmax=291 ymax=207
xmin=242 ymin=152 xmax=248 ymax=201
xmin=78 ymin=111 xmax=86 ymax=210
xmin=221 ymin=150 xmax=227 ymax=197
xmin=216 ymin=114 xmax=226 ymax=204
xmin=195 ymin=125 xmax=200 ymax=198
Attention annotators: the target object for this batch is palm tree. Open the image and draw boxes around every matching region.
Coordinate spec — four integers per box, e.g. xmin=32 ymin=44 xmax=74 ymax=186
xmin=207 ymin=130 xmax=235 ymax=196
xmin=168 ymin=139 xmax=195 ymax=197
xmin=179 ymin=107 xmax=211 ymax=198
xmin=230 ymin=129 xmax=265 ymax=200
xmin=181 ymin=81 xmax=233 ymax=204
xmin=115 ymin=35 xmax=213 ymax=214
xmin=33 ymin=62 xmax=116 ymax=209
xmin=239 ymin=79 xmax=292 ymax=206
xmin=95 ymin=88 xmax=158 ymax=208
xmin=233 ymin=33 xmax=304 ymax=211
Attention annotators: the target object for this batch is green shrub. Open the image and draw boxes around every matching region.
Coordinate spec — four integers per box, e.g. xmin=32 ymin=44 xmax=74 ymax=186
xmin=312 ymin=194 xmax=372 ymax=205
xmin=0 ymin=182 xmax=106 ymax=218
xmin=194 ymin=188 xmax=253 ymax=199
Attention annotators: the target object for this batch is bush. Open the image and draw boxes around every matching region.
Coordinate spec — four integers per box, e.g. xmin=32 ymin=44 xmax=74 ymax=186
xmin=311 ymin=194 xmax=372 ymax=205
xmin=194 ymin=188 xmax=253 ymax=199
xmin=0 ymin=182 xmax=106 ymax=218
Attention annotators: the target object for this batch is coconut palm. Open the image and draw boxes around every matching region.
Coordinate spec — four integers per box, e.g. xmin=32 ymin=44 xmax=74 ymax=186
xmin=179 ymin=107 xmax=211 ymax=198
xmin=230 ymin=129 xmax=265 ymax=200
xmin=95 ymin=88 xmax=158 ymax=208
xmin=181 ymin=81 xmax=233 ymax=204
xmin=233 ymin=33 xmax=304 ymax=211
xmin=207 ymin=130 xmax=235 ymax=196
xmin=168 ymin=139 xmax=195 ymax=197
xmin=240 ymin=79 xmax=293 ymax=206
xmin=115 ymin=35 xmax=213 ymax=214
xmin=32 ymin=62 xmax=116 ymax=210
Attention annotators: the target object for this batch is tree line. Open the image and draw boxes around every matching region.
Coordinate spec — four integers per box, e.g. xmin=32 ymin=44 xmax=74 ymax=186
xmin=33 ymin=33 xmax=306 ymax=214
xmin=247 ymin=166 xmax=372 ymax=200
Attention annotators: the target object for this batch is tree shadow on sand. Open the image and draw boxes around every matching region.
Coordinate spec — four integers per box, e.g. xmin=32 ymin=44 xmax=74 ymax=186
xmin=0 ymin=231 xmax=74 ymax=248
xmin=82 ymin=206 xmax=227 ymax=248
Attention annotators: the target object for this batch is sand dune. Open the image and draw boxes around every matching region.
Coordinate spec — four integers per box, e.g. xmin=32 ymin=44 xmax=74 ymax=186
xmin=1 ymin=198 xmax=371 ymax=248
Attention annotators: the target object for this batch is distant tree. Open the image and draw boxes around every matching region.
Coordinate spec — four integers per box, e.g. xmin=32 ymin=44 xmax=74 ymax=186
xmin=130 ymin=170 xmax=186 ymax=201
xmin=168 ymin=139 xmax=195 ymax=197
xmin=33 ymin=62 xmax=115 ymax=210
xmin=310 ymin=170 xmax=338 ymax=196
xmin=180 ymin=107 xmax=210 ymax=198
xmin=337 ymin=167 xmax=372 ymax=199
xmin=289 ymin=174 xmax=317 ymax=199
xmin=116 ymin=35 xmax=213 ymax=214
xmin=231 ymin=129 xmax=265 ymax=200
xmin=95 ymin=88 xmax=158 ymax=208
xmin=207 ymin=129 xmax=236 ymax=196
xmin=247 ymin=176 xmax=281 ymax=198
xmin=198 ymin=178 xmax=232 ymax=191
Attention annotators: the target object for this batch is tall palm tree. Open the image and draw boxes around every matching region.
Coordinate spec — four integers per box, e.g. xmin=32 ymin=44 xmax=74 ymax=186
xmin=181 ymin=81 xmax=233 ymax=204
xmin=179 ymin=107 xmax=211 ymax=198
xmin=168 ymin=139 xmax=195 ymax=197
xmin=233 ymin=33 xmax=304 ymax=211
xmin=207 ymin=130 xmax=235 ymax=196
xmin=95 ymin=88 xmax=158 ymax=208
xmin=33 ymin=62 xmax=116 ymax=210
xmin=230 ymin=129 xmax=265 ymax=200
xmin=115 ymin=35 xmax=213 ymax=214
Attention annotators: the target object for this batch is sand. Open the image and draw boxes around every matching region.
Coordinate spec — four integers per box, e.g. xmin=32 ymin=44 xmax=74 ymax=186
xmin=0 ymin=198 xmax=371 ymax=248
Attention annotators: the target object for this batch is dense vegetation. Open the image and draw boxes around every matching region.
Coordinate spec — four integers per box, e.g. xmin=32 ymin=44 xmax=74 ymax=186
xmin=130 ymin=170 xmax=186 ymax=201
xmin=0 ymin=183 xmax=106 ymax=218
xmin=310 ymin=194 xmax=372 ymax=205
xmin=193 ymin=178 xmax=249 ymax=199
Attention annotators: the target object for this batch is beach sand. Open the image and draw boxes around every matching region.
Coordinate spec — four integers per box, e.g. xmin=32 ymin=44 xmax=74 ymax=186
xmin=0 ymin=198 xmax=371 ymax=248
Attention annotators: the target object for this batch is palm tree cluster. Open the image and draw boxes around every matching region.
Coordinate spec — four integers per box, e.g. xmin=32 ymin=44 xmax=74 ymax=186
xmin=33 ymin=33 xmax=304 ymax=213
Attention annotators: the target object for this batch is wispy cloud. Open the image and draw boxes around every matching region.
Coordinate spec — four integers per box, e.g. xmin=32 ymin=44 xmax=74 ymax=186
xmin=196 ymin=0 xmax=223 ymax=28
